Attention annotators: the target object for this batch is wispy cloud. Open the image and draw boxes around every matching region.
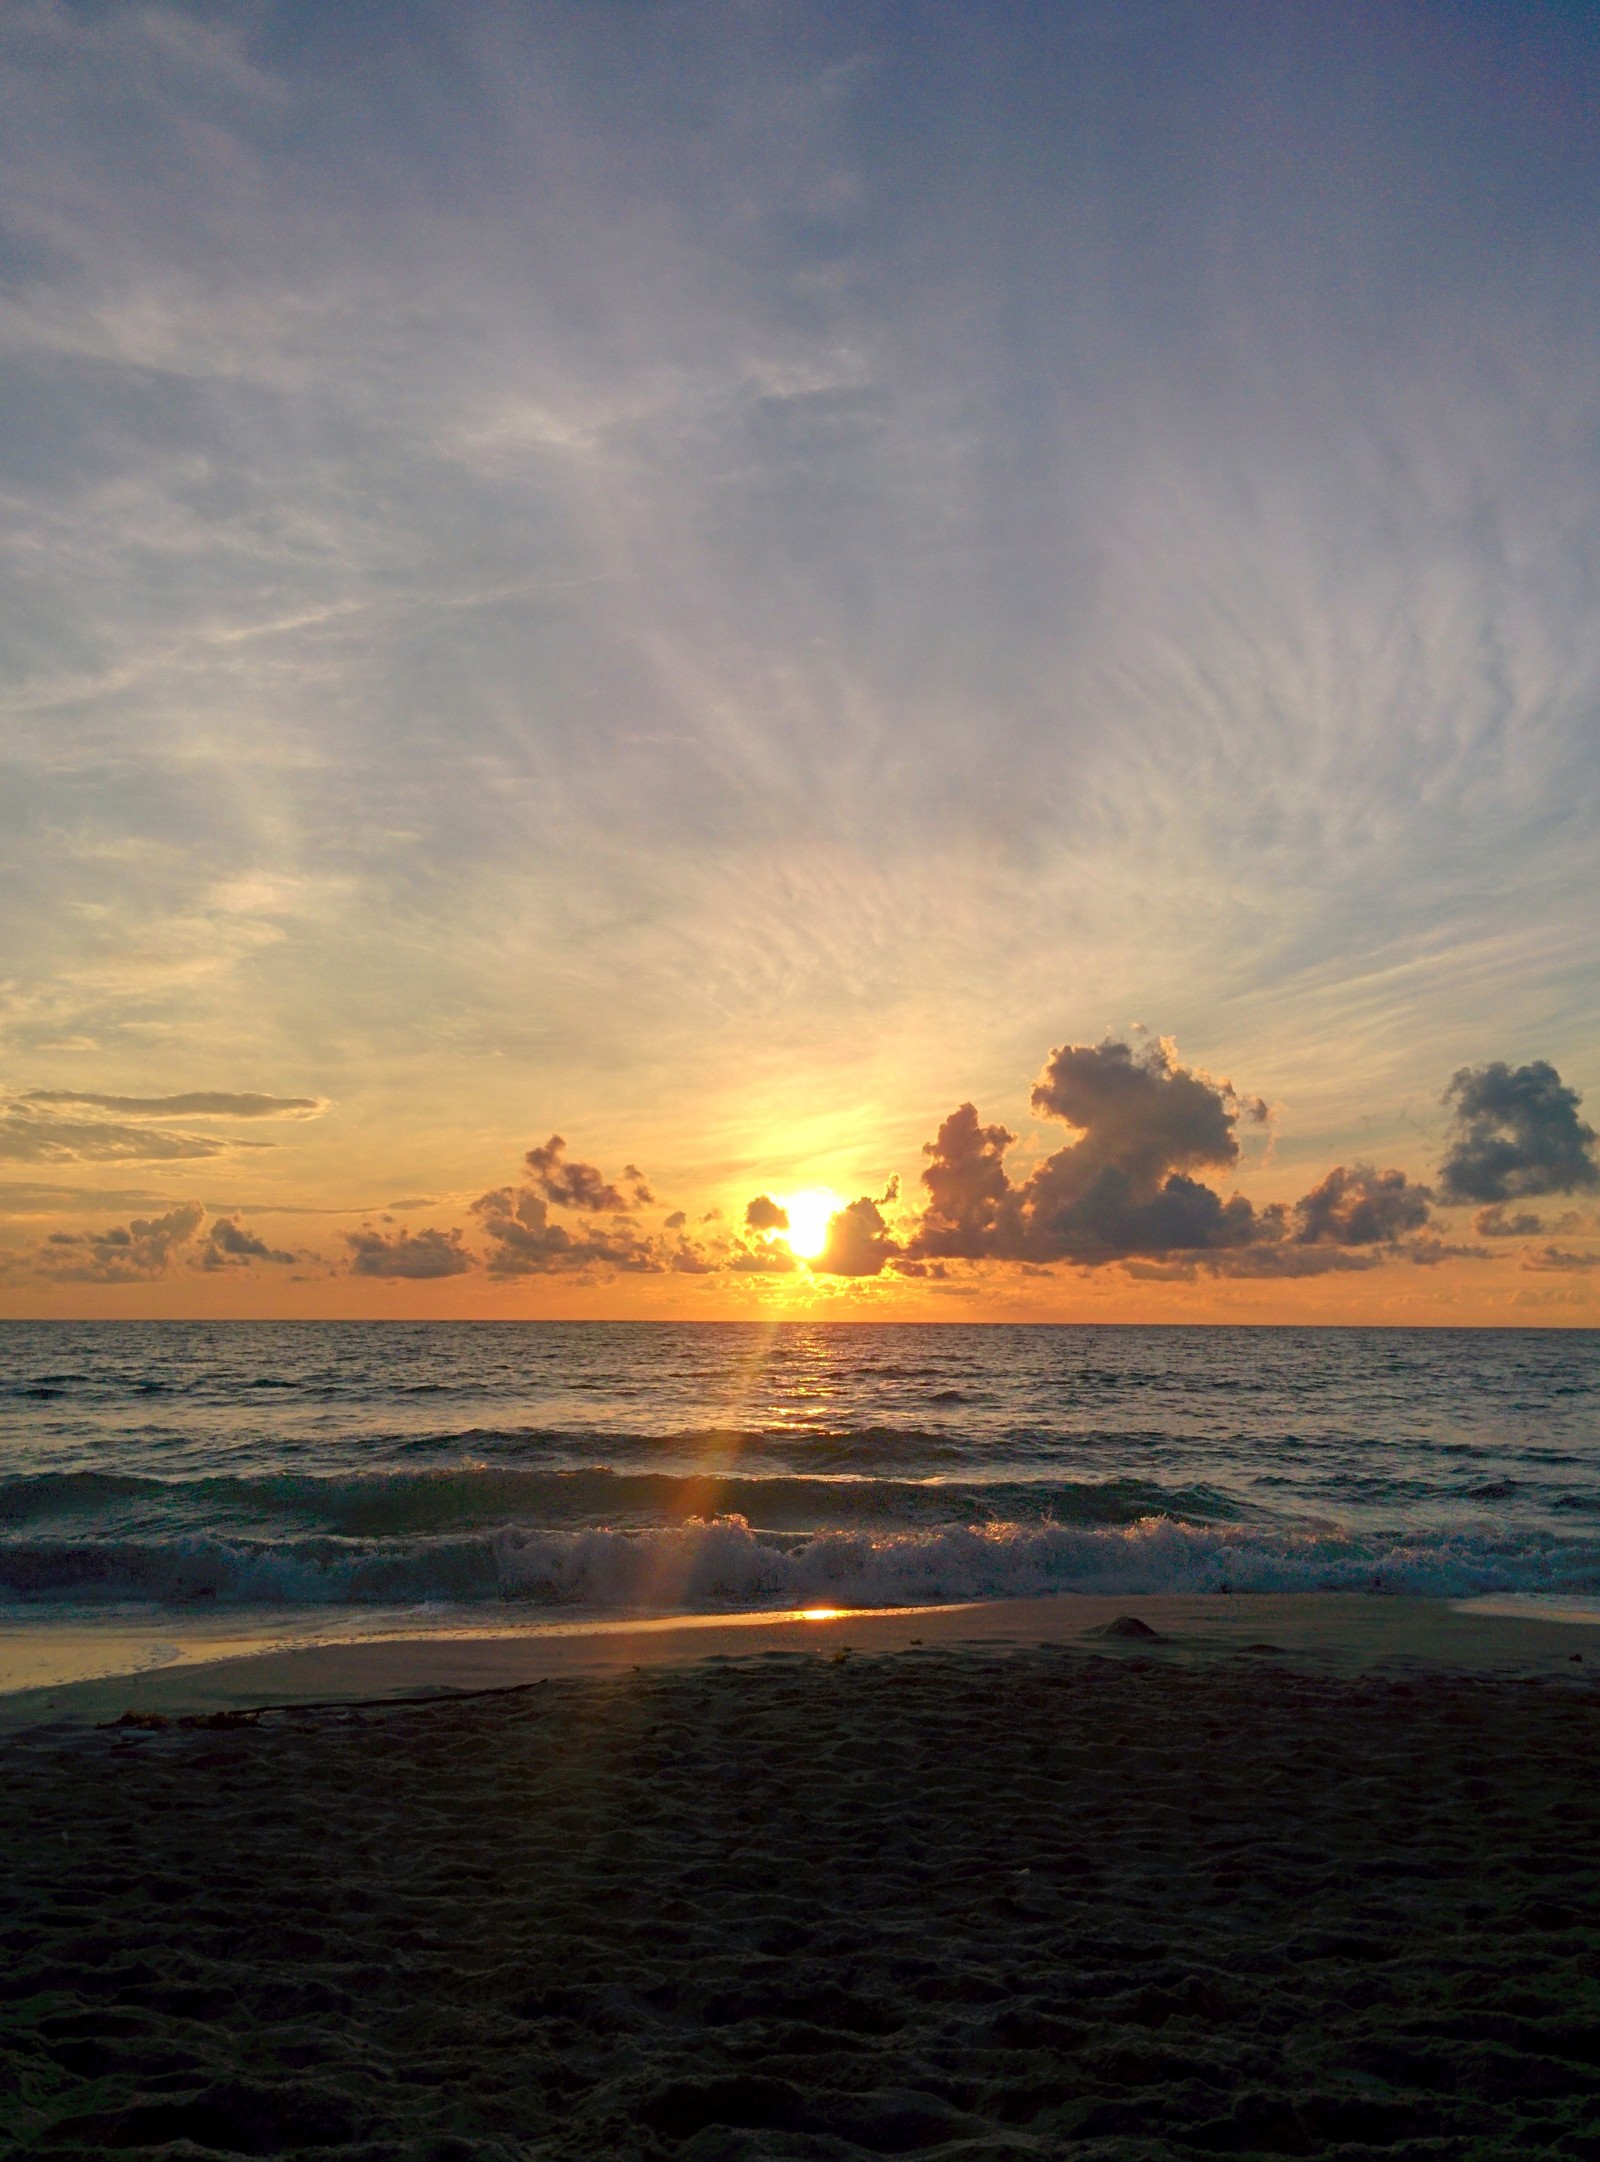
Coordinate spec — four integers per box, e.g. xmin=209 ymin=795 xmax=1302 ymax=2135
xmin=0 ymin=4 xmax=1597 ymax=1310
xmin=21 ymin=1089 xmax=326 ymax=1119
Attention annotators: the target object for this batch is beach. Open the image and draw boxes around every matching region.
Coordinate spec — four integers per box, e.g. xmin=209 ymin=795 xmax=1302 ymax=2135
xmin=6 ymin=1596 xmax=1600 ymax=2160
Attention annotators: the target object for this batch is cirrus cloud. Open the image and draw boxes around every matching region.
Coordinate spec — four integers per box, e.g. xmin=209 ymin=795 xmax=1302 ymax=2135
xmin=20 ymin=1090 xmax=327 ymax=1120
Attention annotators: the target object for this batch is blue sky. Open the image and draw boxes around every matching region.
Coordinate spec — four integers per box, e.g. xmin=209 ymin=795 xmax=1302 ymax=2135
xmin=2 ymin=1 xmax=1597 ymax=1314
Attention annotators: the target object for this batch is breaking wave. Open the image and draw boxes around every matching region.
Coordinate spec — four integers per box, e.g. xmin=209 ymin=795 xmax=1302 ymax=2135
xmin=5 ymin=1513 xmax=1600 ymax=1611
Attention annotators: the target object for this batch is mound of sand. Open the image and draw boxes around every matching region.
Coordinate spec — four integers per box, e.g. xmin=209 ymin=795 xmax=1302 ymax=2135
xmin=5 ymin=1643 xmax=1600 ymax=2158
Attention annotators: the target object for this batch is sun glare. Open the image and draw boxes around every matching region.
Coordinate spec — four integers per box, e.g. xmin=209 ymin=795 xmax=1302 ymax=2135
xmin=779 ymin=1188 xmax=841 ymax=1260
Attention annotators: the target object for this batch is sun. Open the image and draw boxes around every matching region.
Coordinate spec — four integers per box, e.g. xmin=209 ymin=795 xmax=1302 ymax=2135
xmin=779 ymin=1188 xmax=841 ymax=1261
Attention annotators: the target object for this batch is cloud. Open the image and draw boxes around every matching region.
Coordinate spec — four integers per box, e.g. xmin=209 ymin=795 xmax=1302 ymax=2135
xmin=744 ymin=1194 xmax=790 ymax=1232
xmin=623 ymin=1162 xmax=654 ymax=1205
xmin=1407 ymin=1237 xmax=1493 ymax=1267
xmin=1520 ymin=1245 xmax=1600 ymax=1274
xmin=1438 ymin=1062 xmax=1599 ymax=1205
xmin=40 ymin=1202 xmax=204 ymax=1283
xmin=0 ymin=1109 xmax=235 ymax=1164
xmin=1196 ymin=1245 xmax=1385 ymax=1280
xmin=200 ymin=1216 xmax=295 ymax=1269
xmin=0 ymin=1182 xmax=171 ymax=1215
xmin=727 ymin=1243 xmax=797 ymax=1274
xmin=1473 ymin=1205 xmax=1549 ymax=1238
xmin=20 ymin=1090 xmax=326 ymax=1119
xmin=346 ymin=1225 xmax=474 ymax=1279
xmin=815 ymin=1194 xmax=898 ymax=1277
xmin=523 ymin=1135 xmax=632 ymax=1213
xmin=470 ymin=1184 xmax=663 ymax=1276
xmin=908 ymin=1038 xmax=1266 ymax=1266
xmin=1293 ymin=1163 xmax=1433 ymax=1246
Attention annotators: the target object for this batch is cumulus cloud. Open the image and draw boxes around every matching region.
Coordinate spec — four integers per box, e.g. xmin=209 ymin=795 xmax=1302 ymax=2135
xmin=21 ymin=1090 xmax=326 ymax=1120
xmin=200 ymin=1216 xmax=295 ymax=1269
xmin=41 ymin=1202 xmax=204 ymax=1282
xmin=470 ymin=1185 xmax=663 ymax=1276
xmin=1439 ymin=1061 xmax=1599 ymax=1204
xmin=1473 ymin=1205 xmax=1549 ymax=1238
xmin=908 ymin=1039 xmax=1266 ymax=1267
xmin=1520 ymin=1245 xmax=1600 ymax=1274
xmin=346 ymin=1225 xmax=473 ymax=1279
xmin=1293 ymin=1163 xmax=1433 ymax=1246
xmin=815 ymin=1194 xmax=899 ymax=1277
xmin=523 ymin=1135 xmax=632 ymax=1213
xmin=744 ymin=1194 xmax=790 ymax=1232
xmin=728 ymin=1243 xmax=797 ymax=1274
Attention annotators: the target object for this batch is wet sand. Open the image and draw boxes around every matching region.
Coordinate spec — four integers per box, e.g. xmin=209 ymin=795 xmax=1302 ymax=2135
xmin=7 ymin=1589 xmax=1600 ymax=1731
xmin=5 ymin=1603 xmax=1600 ymax=2159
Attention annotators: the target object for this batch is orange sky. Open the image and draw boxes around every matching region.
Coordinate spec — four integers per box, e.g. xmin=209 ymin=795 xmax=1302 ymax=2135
xmin=2 ymin=6 xmax=1597 ymax=1324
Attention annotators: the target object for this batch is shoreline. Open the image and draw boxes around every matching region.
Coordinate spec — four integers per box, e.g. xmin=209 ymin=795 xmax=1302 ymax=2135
xmin=8 ymin=1616 xmax=1600 ymax=2156
xmin=8 ymin=1586 xmax=1600 ymax=1732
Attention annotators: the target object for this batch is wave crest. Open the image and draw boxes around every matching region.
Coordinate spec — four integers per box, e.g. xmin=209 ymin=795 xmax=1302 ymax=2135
xmin=4 ymin=1513 xmax=1600 ymax=1610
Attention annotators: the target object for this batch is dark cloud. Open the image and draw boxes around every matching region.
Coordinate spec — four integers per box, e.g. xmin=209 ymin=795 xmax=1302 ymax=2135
xmin=728 ymin=1243 xmax=796 ymax=1273
xmin=523 ymin=1135 xmax=631 ymax=1212
xmin=471 ymin=1186 xmax=663 ymax=1276
xmin=623 ymin=1163 xmax=655 ymax=1205
xmin=41 ymin=1202 xmax=204 ymax=1283
xmin=912 ymin=1103 xmax=1018 ymax=1259
xmin=1439 ymin=1061 xmax=1599 ymax=1205
xmin=744 ymin=1193 xmax=790 ymax=1232
xmin=1407 ymin=1237 xmax=1493 ymax=1267
xmin=346 ymin=1225 xmax=473 ymax=1279
xmin=21 ymin=1090 xmax=326 ymax=1120
xmin=663 ymin=1210 xmax=687 ymax=1231
xmin=200 ymin=1217 xmax=295 ymax=1269
xmin=1520 ymin=1245 xmax=1600 ymax=1274
xmin=909 ymin=1040 xmax=1265 ymax=1266
xmin=1473 ymin=1205 xmax=1548 ymax=1238
xmin=1293 ymin=1163 xmax=1433 ymax=1246
xmin=815 ymin=1195 xmax=898 ymax=1277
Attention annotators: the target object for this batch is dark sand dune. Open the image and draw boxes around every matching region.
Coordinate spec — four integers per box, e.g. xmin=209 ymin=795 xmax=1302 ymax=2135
xmin=5 ymin=1644 xmax=1600 ymax=2159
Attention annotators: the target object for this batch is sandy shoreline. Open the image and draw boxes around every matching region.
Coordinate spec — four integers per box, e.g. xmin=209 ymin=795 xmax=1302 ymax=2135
xmin=6 ymin=1598 xmax=1600 ymax=2157
xmin=6 ymin=1589 xmax=1600 ymax=1733
xmin=7 ymin=1637 xmax=1600 ymax=2159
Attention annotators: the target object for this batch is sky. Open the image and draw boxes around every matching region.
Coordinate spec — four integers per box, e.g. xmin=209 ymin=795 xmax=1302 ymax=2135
xmin=2 ymin=0 xmax=1598 ymax=1322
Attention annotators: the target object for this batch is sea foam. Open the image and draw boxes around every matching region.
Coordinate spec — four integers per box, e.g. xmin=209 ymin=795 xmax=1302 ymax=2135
xmin=3 ymin=1512 xmax=1599 ymax=1611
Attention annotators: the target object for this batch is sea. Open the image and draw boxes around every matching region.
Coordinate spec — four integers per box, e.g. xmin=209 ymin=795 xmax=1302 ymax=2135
xmin=3 ymin=1321 xmax=1599 ymax=1694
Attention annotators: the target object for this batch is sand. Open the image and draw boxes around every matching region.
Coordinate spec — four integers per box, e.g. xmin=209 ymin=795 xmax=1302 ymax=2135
xmin=5 ymin=1602 xmax=1600 ymax=2160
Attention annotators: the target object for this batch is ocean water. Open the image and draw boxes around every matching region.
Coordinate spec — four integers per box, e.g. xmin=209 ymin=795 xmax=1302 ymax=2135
xmin=3 ymin=1323 xmax=1599 ymax=1657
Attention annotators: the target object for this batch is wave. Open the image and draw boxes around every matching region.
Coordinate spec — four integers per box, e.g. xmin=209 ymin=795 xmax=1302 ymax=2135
xmin=5 ymin=1513 xmax=1600 ymax=1610
xmin=0 ymin=1466 xmax=1231 ymax=1537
